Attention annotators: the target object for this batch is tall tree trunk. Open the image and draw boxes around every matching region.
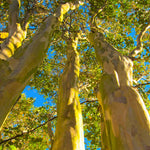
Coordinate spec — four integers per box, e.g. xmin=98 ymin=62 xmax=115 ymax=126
xmin=0 ymin=1 xmax=83 ymax=130
xmin=52 ymin=38 xmax=85 ymax=150
xmin=88 ymin=29 xmax=150 ymax=150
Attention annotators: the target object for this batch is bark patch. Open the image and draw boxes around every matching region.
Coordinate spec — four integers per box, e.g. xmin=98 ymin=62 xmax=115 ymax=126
xmin=145 ymin=146 xmax=150 ymax=150
xmin=115 ymin=96 xmax=127 ymax=104
xmin=131 ymin=125 xmax=137 ymax=136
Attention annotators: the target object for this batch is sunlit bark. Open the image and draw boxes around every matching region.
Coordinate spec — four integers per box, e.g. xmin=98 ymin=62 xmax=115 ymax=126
xmin=52 ymin=38 xmax=85 ymax=150
xmin=89 ymin=29 xmax=150 ymax=150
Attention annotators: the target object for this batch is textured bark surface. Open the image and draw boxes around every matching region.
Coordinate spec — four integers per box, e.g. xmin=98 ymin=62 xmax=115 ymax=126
xmin=0 ymin=1 xmax=83 ymax=130
xmin=52 ymin=38 xmax=85 ymax=150
xmin=89 ymin=29 xmax=150 ymax=150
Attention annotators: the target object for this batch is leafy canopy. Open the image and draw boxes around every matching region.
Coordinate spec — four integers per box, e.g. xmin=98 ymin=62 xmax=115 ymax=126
xmin=0 ymin=0 xmax=149 ymax=149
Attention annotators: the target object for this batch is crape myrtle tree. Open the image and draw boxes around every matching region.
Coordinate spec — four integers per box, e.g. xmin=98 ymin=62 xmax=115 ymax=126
xmin=51 ymin=35 xmax=85 ymax=149
xmin=0 ymin=0 xmax=150 ymax=149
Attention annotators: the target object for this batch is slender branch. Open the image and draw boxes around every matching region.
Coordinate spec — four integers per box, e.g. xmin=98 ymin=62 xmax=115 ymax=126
xmin=91 ymin=0 xmax=107 ymax=27
xmin=0 ymin=116 xmax=57 ymax=145
xmin=21 ymin=1 xmax=51 ymax=30
xmin=133 ymin=82 xmax=150 ymax=88
xmin=21 ymin=8 xmax=34 ymax=30
xmin=8 ymin=0 xmax=20 ymax=35
xmin=81 ymin=99 xmax=98 ymax=104
xmin=129 ymin=21 xmax=150 ymax=57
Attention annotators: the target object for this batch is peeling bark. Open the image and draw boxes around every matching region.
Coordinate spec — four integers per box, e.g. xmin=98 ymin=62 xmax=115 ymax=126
xmin=0 ymin=0 xmax=27 ymax=60
xmin=0 ymin=24 xmax=28 ymax=60
xmin=52 ymin=38 xmax=85 ymax=150
xmin=89 ymin=29 xmax=150 ymax=150
xmin=0 ymin=1 xmax=83 ymax=130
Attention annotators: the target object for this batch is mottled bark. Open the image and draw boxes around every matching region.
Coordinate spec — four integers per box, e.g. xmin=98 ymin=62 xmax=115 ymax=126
xmin=52 ymin=38 xmax=85 ymax=150
xmin=88 ymin=29 xmax=150 ymax=150
xmin=0 ymin=1 xmax=83 ymax=130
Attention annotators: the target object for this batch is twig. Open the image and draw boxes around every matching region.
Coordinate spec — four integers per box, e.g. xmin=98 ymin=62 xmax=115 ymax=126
xmin=133 ymin=82 xmax=150 ymax=88
xmin=81 ymin=99 xmax=98 ymax=104
xmin=91 ymin=0 xmax=107 ymax=27
xmin=129 ymin=21 xmax=150 ymax=57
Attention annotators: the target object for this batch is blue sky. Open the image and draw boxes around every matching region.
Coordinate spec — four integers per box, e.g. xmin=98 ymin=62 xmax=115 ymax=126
xmin=23 ymin=86 xmax=46 ymax=107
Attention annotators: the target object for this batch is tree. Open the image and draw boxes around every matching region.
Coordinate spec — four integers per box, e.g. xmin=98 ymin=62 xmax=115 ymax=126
xmin=52 ymin=35 xmax=85 ymax=150
xmin=0 ymin=0 xmax=83 ymax=129
xmin=89 ymin=28 xmax=150 ymax=149
xmin=0 ymin=0 xmax=150 ymax=149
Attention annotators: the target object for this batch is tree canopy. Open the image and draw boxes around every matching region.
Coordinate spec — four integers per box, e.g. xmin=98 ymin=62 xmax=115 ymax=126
xmin=0 ymin=0 xmax=149 ymax=149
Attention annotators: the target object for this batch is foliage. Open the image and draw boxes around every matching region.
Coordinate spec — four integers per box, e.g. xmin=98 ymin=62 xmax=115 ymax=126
xmin=82 ymin=101 xmax=101 ymax=149
xmin=0 ymin=94 xmax=56 ymax=149
xmin=0 ymin=0 xmax=149 ymax=149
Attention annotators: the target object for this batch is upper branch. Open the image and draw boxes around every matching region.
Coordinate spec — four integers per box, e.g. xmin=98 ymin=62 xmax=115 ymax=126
xmin=91 ymin=0 xmax=107 ymax=26
xmin=21 ymin=8 xmax=33 ymax=31
xmin=8 ymin=0 xmax=21 ymax=35
xmin=129 ymin=21 xmax=150 ymax=57
xmin=54 ymin=1 xmax=83 ymax=22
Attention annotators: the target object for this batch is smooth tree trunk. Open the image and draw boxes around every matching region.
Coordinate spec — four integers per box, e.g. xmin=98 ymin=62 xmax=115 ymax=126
xmin=0 ymin=0 xmax=83 ymax=130
xmin=88 ymin=29 xmax=150 ymax=150
xmin=52 ymin=38 xmax=85 ymax=150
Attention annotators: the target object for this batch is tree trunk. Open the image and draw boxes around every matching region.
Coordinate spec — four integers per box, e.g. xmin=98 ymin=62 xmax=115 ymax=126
xmin=52 ymin=38 xmax=85 ymax=150
xmin=0 ymin=1 xmax=83 ymax=130
xmin=88 ymin=29 xmax=150 ymax=150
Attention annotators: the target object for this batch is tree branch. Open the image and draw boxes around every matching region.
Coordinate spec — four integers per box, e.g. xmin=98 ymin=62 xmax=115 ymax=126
xmin=133 ymin=82 xmax=150 ymax=88
xmin=129 ymin=21 xmax=150 ymax=57
xmin=81 ymin=99 xmax=98 ymax=104
xmin=54 ymin=1 xmax=83 ymax=22
xmin=0 ymin=116 xmax=57 ymax=145
xmin=90 ymin=0 xmax=107 ymax=27
xmin=8 ymin=0 xmax=20 ymax=35
xmin=21 ymin=9 xmax=33 ymax=31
